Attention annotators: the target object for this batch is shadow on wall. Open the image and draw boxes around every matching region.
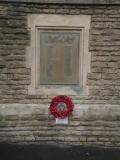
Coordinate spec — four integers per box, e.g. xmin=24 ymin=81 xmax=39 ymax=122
xmin=0 ymin=143 xmax=120 ymax=160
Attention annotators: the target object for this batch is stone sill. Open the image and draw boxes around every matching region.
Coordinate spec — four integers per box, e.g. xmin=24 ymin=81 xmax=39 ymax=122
xmin=1 ymin=0 xmax=120 ymax=5
xmin=0 ymin=104 xmax=120 ymax=121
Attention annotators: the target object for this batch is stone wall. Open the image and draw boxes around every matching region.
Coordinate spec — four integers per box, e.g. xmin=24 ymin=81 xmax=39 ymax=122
xmin=0 ymin=2 xmax=120 ymax=147
xmin=0 ymin=104 xmax=120 ymax=147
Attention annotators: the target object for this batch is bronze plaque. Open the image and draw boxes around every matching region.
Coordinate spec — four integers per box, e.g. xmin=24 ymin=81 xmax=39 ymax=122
xmin=40 ymin=30 xmax=80 ymax=85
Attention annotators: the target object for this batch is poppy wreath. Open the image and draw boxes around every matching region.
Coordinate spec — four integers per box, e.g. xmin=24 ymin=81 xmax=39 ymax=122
xmin=50 ymin=95 xmax=74 ymax=119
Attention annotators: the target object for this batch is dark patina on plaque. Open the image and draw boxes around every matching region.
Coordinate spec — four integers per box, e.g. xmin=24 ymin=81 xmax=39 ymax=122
xmin=40 ymin=30 xmax=80 ymax=85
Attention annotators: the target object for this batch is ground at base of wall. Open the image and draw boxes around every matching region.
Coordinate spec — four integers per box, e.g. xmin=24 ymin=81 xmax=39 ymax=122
xmin=0 ymin=144 xmax=120 ymax=160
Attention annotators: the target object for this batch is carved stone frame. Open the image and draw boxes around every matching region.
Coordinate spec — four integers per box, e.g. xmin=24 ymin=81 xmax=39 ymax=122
xmin=27 ymin=14 xmax=91 ymax=95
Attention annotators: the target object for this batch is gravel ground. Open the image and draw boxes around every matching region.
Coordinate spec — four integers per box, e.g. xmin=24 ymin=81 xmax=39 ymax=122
xmin=0 ymin=144 xmax=120 ymax=160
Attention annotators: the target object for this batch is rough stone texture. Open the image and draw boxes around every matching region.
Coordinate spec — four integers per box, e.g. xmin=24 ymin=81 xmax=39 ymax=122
xmin=0 ymin=104 xmax=120 ymax=147
xmin=1 ymin=0 xmax=120 ymax=5
xmin=0 ymin=2 xmax=120 ymax=147
xmin=0 ymin=4 xmax=120 ymax=104
xmin=0 ymin=0 xmax=110 ymax=5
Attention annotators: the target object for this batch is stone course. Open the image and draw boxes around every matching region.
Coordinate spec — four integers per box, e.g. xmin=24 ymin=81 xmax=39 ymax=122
xmin=0 ymin=104 xmax=120 ymax=146
xmin=0 ymin=2 xmax=120 ymax=147
xmin=1 ymin=0 xmax=120 ymax=5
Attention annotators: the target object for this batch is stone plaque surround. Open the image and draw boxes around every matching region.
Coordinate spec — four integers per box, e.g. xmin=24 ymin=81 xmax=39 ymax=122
xmin=27 ymin=14 xmax=91 ymax=95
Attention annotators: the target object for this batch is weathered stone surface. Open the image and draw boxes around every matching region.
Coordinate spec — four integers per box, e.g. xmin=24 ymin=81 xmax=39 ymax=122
xmin=0 ymin=2 xmax=119 ymax=147
xmin=0 ymin=0 xmax=119 ymax=5
xmin=1 ymin=0 xmax=111 ymax=4
xmin=0 ymin=104 xmax=119 ymax=146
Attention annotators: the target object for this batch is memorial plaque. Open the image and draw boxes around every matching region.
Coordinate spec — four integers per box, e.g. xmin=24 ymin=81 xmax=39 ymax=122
xmin=40 ymin=30 xmax=80 ymax=85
